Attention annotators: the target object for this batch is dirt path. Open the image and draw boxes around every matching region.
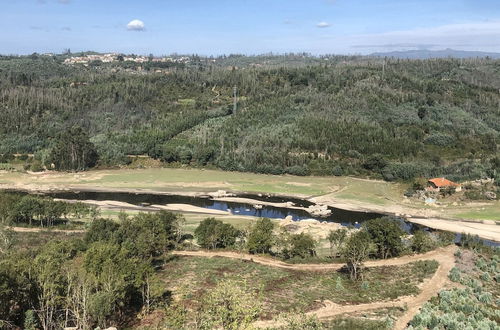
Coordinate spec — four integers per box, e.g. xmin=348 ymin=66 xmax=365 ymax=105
xmin=408 ymin=218 xmax=500 ymax=243
xmin=8 ymin=227 xmax=85 ymax=234
xmin=392 ymin=244 xmax=457 ymax=329
xmin=173 ymin=245 xmax=457 ymax=329
xmin=172 ymin=245 xmax=456 ymax=272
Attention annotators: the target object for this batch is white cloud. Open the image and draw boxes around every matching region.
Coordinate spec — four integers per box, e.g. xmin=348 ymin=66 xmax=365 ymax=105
xmin=127 ymin=19 xmax=145 ymax=31
xmin=316 ymin=22 xmax=331 ymax=28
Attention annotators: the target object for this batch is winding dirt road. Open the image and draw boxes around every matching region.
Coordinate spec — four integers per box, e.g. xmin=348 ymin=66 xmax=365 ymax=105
xmin=173 ymin=245 xmax=457 ymax=329
xmin=172 ymin=245 xmax=456 ymax=272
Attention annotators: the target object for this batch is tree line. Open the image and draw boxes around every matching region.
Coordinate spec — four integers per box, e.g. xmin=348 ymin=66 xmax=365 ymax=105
xmin=0 ymin=192 xmax=97 ymax=227
xmin=193 ymin=216 xmax=456 ymax=280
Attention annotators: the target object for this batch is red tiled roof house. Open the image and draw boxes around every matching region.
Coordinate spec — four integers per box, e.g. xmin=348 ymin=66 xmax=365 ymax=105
xmin=427 ymin=178 xmax=462 ymax=192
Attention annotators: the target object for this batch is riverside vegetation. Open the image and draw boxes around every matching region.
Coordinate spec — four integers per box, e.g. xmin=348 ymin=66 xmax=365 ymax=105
xmin=0 ymin=200 xmax=459 ymax=329
xmin=0 ymin=54 xmax=499 ymax=183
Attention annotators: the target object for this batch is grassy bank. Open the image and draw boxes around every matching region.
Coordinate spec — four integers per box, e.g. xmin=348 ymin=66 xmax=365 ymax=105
xmin=1 ymin=168 xmax=498 ymax=223
xmin=160 ymin=256 xmax=438 ymax=320
xmin=0 ymin=167 xmax=401 ymax=198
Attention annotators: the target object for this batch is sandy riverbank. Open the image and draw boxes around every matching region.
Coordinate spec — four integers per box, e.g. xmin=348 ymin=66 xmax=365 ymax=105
xmin=408 ymin=218 xmax=500 ymax=243
xmin=56 ymin=199 xmax=231 ymax=216
xmin=2 ymin=183 xmax=498 ymax=242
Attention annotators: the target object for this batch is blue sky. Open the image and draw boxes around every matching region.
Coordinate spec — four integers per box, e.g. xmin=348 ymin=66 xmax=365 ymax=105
xmin=2 ymin=0 xmax=500 ymax=55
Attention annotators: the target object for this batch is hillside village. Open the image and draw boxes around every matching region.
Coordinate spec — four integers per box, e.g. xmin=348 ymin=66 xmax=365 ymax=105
xmin=63 ymin=53 xmax=191 ymax=65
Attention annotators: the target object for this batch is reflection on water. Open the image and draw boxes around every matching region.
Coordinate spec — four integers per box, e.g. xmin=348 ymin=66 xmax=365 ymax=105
xmin=40 ymin=190 xmax=499 ymax=247
xmin=45 ymin=190 xmax=381 ymax=225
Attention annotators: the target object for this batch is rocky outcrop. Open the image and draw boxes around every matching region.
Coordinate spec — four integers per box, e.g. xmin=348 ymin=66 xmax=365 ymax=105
xmin=306 ymin=204 xmax=332 ymax=217
xmin=208 ymin=190 xmax=235 ymax=198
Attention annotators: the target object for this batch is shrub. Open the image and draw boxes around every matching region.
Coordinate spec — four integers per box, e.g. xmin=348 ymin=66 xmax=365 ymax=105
xmin=449 ymin=267 xmax=461 ymax=282
xmin=278 ymin=313 xmax=322 ymax=330
xmin=335 ymin=276 xmax=344 ymax=290
xmin=23 ymin=310 xmax=38 ymax=330
xmin=475 ymin=258 xmax=487 ymax=271
xmin=197 ymin=279 xmax=261 ymax=330
xmin=286 ymin=165 xmax=310 ymax=176
xmin=424 ymin=133 xmax=456 ymax=147
xmin=332 ymin=166 xmax=343 ymax=176
xmin=478 ymin=292 xmax=493 ymax=304
xmin=411 ymin=230 xmax=435 ymax=253
xmin=29 ymin=160 xmax=44 ymax=172
xmin=413 ymin=260 xmax=439 ymax=277
xmin=460 ymin=234 xmax=482 ymax=250
xmin=436 ymin=230 xmax=456 ymax=246
xmin=480 ymin=272 xmax=491 ymax=282
xmin=194 ymin=218 xmax=240 ymax=249
xmin=288 ymin=233 xmax=316 ymax=259
xmin=247 ymin=218 xmax=274 ymax=254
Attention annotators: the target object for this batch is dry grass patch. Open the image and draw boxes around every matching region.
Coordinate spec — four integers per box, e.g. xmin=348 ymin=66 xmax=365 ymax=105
xmin=159 ymin=256 xmax=438 ymax=321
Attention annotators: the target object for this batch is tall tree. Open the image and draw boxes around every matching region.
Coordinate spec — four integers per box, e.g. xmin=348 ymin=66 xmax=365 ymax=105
xmin=341 ymin=230 xmax=372 ymax=280
xmin=49 ymin=126 xmax=98 ymax=171
xmin=327 ymin=228 xmax=348 ymax=258
xmin=363 ymin=217 xmax=404 ymax=259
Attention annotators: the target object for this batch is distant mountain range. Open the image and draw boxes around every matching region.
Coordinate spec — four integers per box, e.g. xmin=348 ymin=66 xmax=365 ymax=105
xmin=370 ymin=48 xmax=500 ymax=59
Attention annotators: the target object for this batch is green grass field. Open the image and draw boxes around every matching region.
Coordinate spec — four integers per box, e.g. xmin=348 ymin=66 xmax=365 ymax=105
xmin=0 ymin=167 xmax=403 ymax=202
xmin=453 ymin=207 xmax=500 ymax=221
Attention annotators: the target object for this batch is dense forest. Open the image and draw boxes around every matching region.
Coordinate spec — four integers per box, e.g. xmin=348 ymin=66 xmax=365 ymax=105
xmin=0 ymin=53 xmax=499 ymax=182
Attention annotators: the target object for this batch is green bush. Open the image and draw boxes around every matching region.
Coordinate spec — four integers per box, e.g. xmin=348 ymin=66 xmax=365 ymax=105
xmin=286 ymin=165 xmax=310 ymax=176
xmin=29 ymin=160 xmax=44 ymax=172
xmin=194 ymin=218 xmax=241 ymax=249
xmin=424 ymin=133 xmax=456 ymax=147
xmin=289 ymin=233 xmax=317 ymax=259
xmin=411 ymin=230 xmax=435 ymax=253
xmin=435 ymin=230 xmax=456 ymax=246
xmin=449 ymin=267 xmax=461 ymax=282
xmin=23 ymin=310 xmax=38 ymax=330
xmin=247 ymin=218 xmax=274 ymax=254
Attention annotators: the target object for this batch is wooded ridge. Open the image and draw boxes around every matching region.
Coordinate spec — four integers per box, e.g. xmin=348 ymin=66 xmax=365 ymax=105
xmin=0 ymin=54 xmax=498 ymax=182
